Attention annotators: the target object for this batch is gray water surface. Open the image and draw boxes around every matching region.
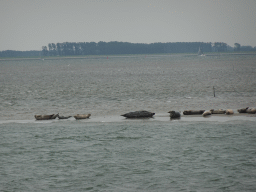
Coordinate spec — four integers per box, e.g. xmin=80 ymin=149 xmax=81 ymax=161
xmin=0 ymin=54 xmax=256 ymax=191
xmin=1 ymin=54 xmax=256 ymax=120
xmin=1 ymin=120 xmax=256 ymax=191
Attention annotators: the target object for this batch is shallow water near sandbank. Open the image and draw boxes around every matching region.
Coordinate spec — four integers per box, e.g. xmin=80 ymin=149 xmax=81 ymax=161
xmin=1 ymin=120 xmax=256 ymax=191
xmin=0 ymin=54 xmax=256 ymax=191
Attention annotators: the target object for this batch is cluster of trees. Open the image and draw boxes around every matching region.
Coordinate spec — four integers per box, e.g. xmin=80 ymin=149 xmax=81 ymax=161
xmin=0 ymin=50 xmax=40 ymax=58
xmin=240 ymin=46 xmax=256 ymax=52
xmin=41 ymin=41 xmax=213 ymax=56
xmin=1 ymin=42 xmax=256 ymax=58
xmin=212 ymin=42 xmax=228 ymax=52
xmin=234 ymin=43 xmax=241 ymax=52
xmin=234 ymin=43 xmax=256 ymax=52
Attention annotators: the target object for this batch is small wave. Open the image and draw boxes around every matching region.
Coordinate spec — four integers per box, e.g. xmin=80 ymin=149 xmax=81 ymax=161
xmin=116 ymin=136 xmax=142 ymax=140
xmin=0 ymin=119 xmax=59 ymax=124
xmin=0 ymin=120 xmax=36 ymax=124
xmin=53 ymin=135 xmax=91 ymax=141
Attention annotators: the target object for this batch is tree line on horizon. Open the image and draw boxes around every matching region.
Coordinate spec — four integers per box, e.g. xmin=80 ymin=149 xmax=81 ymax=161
xmin=41 ymin=41 xmax=214 ymax=56
xmin=0 ymin=41 xmax=255 ymax=58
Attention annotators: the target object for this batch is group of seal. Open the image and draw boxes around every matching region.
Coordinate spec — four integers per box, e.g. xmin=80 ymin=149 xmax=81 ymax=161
xmin=122 ymin=107 xmax=255 ymax=119
xmin=34 ymin=113 xmax=91 ymax=120
xmin=35 ymin=107 xmax=255 ymax=120
xmin=168 ymin=107 xmax=256 ymax=118
xmin=237 ymin=107 xmax=256 ymax=114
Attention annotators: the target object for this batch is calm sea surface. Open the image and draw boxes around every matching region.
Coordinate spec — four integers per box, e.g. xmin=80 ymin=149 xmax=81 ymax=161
xmin=0 ymin=54 xmax=256 ymax=191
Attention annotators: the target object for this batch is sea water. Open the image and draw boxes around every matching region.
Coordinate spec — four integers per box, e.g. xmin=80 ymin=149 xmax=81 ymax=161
xmin=0 ymin=54 xmax=256 ymax=191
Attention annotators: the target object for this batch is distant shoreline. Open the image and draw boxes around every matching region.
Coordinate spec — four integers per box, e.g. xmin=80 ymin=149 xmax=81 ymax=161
xmin=0 ymin=52 xmax=256 ymax=61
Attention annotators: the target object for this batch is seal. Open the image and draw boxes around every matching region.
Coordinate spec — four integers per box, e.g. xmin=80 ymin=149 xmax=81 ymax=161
xmin=210 ymin=109 xmax=226 ymax=114
xmin=73 ymin=114 xmax=91 ymax=120
xmin=58 ymin=116 xmax=72 ymax=119
xmin=225 ymin=109 xmax=234 ymax=115
xmin=34 ymin=113 xmax=59 ymax=120
xmin=237 ymin=107 xmax=249 ymax=113
xmin=168 ymin=111 xmax=181 ymax=118
xmin=246 ymin=108 xmax=256 ymax=114
xmin=121 ymin=111 xmax=155 ymax=118
xmin=202 ymin=110 xmax=211 ymax=117
xmin=183 ymin=110 xmax=205 ymax=115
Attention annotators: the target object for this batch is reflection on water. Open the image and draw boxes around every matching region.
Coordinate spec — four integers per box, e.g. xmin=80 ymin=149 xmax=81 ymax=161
xmin=0 ymin=54 xmax=256 ymax=120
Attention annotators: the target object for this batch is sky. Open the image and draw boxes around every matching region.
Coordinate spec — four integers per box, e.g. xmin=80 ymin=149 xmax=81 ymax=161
xmin=0 ymin=0 xmax=256 ymax=51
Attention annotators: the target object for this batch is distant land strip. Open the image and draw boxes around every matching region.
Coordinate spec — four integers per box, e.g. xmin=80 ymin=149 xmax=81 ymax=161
xmin=1 ymin=52 xmax=256 ymax=61
xmin=1 ymin=41 xmax=256 ymax=58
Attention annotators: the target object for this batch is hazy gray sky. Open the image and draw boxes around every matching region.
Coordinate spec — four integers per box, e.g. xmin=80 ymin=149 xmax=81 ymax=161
xmin=1 ymin=0 xmax=255 ymax=51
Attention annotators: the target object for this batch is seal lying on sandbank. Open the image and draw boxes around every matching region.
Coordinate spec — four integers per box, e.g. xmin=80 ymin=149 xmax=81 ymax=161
xmin=225 ymin=109 xmax=234 ymax=115
xmin=246 ymin=108 xmax=256 ymax=114
xmin=121 ymin=111 xmax=155 ymax=118
xmin=183 ymin=110 xmax=205 ymax=115
xmin=237 ymin=107 xmax=249 ymax=113
xmin=210 ymin=109 xmax=226 ymax=114
xmin=74 ymin=114 xmax=91 ymax=120
xmin=35 ymin=113 xmax=59 ymax=120
xmin=202 ymin=110 xmax=211 ymax=117
xmin=58 ymin=115 xmax=72 ymax=119
xmin=168 ymin=111 xmax=181 ymax=118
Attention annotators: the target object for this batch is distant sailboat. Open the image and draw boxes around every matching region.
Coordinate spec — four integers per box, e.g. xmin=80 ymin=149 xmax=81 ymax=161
xmin=39 ymin=51 xmax=44 ymax=60
xmin=198 ymin=47 xmax=205 ymax=56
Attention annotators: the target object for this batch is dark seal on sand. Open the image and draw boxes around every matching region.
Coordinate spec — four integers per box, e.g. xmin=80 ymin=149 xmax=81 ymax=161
xmin=237 ymin=107 xmax=249 ymax=113
xmin=183 ymin=110 xmax=205 ymax=115
xmin=121 ymin=111 xmax=155 ymax=118
xmin=168 ymin=111 xmax=181 ymax=118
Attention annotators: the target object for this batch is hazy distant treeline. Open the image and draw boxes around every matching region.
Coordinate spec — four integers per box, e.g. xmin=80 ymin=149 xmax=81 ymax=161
xmin=42 ymin=41 xmax=213 ymax=56
xmin=0 ymin=50 xmax=41 ymax=58
xmin=1 ymin=42 xmax=255 ymax=58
